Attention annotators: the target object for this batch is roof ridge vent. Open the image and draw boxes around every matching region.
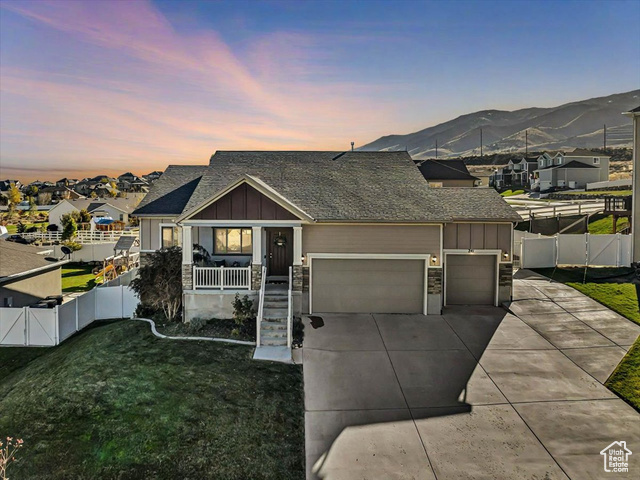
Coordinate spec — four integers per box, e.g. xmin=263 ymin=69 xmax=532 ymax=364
xmin=332 ymin=152 xmax=347 ymax=161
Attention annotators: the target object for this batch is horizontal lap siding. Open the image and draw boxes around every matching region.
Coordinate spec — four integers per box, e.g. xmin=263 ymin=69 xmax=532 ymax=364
xmin=302 ymin=224 xmax=440 ymax=255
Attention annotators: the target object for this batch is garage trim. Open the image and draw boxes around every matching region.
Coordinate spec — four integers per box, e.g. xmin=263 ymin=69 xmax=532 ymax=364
xmin=306 ymin=253 xmax=431 ymax=315
xmin=443 ymin=249 xmax=501 ymax=306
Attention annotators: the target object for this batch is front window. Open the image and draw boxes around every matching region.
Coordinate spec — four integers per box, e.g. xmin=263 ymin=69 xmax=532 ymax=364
xmin=593 ymin=157 xmax=600 ymax=164
xmin=161 ymin=226 xmax=179 ymax=249
xmin=214 ymin=228 xmax=252 ymax=254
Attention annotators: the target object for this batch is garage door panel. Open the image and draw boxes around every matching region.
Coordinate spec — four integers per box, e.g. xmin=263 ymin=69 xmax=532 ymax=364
xmin=446 ymin=255 xmax=496 ymax=306
xmin=312 ymin=259 xmax=424 ymax=313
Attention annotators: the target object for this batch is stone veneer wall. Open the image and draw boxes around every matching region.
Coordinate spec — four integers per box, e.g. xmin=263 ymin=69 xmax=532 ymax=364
xmin=182 ymin=264 xmax=193 ymax=290
xmin=499 ymin=263 xmax=513 ymax=288
xmin=292 ymin=265 xmax=303 ymax=292
xmin=427 ymin=268 xmax=442 ymax=294
xmin=302 ymin=266 xmax=310 ymax=292
xmin=251 ymin=264 xmax=262 ymax=290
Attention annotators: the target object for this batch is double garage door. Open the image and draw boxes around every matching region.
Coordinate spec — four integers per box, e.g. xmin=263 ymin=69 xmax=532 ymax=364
xmin=310 ymin=255 xmax=497 ymax=313
xmin=312 ymin=259 xmax=424 ymax=313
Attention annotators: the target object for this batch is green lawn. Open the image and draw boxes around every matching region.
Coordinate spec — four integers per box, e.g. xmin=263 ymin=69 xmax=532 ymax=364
xmin=564 ymin=189 xmax=632 ymax=196
xmin=533 ymin=267 xmax=640 ymax=410
xmin=587 ymin=214 xmax=630 ymax=234
xmin=500 ymin=189 xmax=525 ymax=197
xmin=0 ymin=320 xmax=304 ymax=479
xmin=62 ymin=263 xmax=97 ymax=292
xmin=5 ymin=221 xmax=48 ymax=234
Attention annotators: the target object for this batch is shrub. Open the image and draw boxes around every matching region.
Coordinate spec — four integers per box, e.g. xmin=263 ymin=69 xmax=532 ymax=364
xmin=47 ymin=224 xmax=59 ymax=232
xmin=130 ymin=247 xmax=182 ymax=322
xmin=61 ymin=215 xmax=77 ymax=240
xmin=16 ymin=222 xmax=26 ymax=234
xmin=187 ymin=317 xmax=208 ymax=334
xmin=62 ymin=240 xmax=82 ymax=252
xmin=232 ymin=294 xmax=255 ymax=337
xmin=25 ymin=226 xmax=37 ymax=233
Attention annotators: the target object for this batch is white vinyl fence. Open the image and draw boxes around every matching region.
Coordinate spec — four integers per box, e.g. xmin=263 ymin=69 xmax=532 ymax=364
xmin=0 ymin=284 xmax=138 ymax=347
xmin=50 ymin=242 xmax=139 ymax=263
xmin=520 ymin=233 xmax=632 ymax=269
xmin=21 ymin=230 xmax=138 ymax=244
xmin=586 ymin=178 xmax=632 ymax=190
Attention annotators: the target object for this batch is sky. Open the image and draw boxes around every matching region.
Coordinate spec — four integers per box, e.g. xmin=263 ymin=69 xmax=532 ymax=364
xmin=1 ymin=0 xmax=639 ymax=181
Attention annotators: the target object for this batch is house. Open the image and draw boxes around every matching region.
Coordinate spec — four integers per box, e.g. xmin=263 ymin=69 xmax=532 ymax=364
xmin=117 ymin=172 xmax=149 ymax=193
xmin=623 ymin=106 xmax=640 ymax=262
xmin=0 ymin=242 xmax=66 ymax=307
xmin=48 ymin=198 xmax=141 ymax=229
xmin=0 ymin=180 xmax=21 ymax=192
xmin=417 ymin=159 xmax=480 ymax=187
xmin=134 ymin=151 xmax=520 ymax=333
xmin=143 ymin=171 xmax=163 ymax=183
xmin=533 ymin=148 xmax=610 ymax=191
xmin=37 ymin=185 xmax=83 ymax=204
xmin=489 ymin=156 xmax=540 ymax=189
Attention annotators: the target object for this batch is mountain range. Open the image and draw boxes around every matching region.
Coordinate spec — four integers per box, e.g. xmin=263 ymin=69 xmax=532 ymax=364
xmin=359 ymin=90 xmax=639 ymax=159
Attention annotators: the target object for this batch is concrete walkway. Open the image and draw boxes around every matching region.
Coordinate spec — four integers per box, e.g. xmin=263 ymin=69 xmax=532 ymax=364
xmin=303 ymin=274 xmax=640 ymax=480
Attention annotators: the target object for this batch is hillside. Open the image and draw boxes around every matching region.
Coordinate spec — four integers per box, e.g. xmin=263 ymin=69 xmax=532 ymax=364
xmin=360 ymin=90 xmax=639 ymax=159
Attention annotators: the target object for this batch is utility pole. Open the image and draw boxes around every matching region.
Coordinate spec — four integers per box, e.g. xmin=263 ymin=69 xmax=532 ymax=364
xmin=525 ymin=129 xmax=528 ymax=156
xmin=435 ymin=139 xmax=438 ymax=159
xmin=603 ymin=124 xmax=607 ymax=152
xmin=351 ymin=141 xmax=354 ymax=152
xmin=480 ymin=128 xmax=483 ymax=157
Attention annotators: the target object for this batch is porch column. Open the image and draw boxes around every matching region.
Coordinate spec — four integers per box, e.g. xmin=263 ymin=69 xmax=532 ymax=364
xmin=292 ymin=226 xmax=303 ymax=292
xmin=181 ymin=226 xmax=193 ymax=290
xmin=251 ymin=226 xmax=262 ymax=290
xmin=293 ymin=226 xmax=302 ymax=265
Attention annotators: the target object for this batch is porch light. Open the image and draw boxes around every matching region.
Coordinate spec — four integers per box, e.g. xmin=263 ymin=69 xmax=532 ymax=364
xmin=503 ymin=252 xmax=509 ymax=260
xmin=430 ymin=256 xmax=437 ymax=263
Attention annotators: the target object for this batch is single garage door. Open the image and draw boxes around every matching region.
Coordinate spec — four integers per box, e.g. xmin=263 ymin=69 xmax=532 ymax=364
xmin=445 ymin=254 xmax=496 ymax=305
xmin=312 ymin=259 xmax=424 ymax=313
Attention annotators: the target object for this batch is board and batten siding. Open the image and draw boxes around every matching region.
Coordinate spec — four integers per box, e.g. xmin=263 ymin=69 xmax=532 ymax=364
xmin=443 ymin=223 xmax=512 ymax=255
xmin=302 ymin=224 xmax=441 ymax=261
xmin=140 ymin=217 xmax=176 ymax=251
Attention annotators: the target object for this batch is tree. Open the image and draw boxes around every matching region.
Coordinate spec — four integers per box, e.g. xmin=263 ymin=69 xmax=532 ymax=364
xmin=78 ymin=209 xmax=91 ymax=224
xmin=7 ymin=183 xmax=21 ymax=206
xmin=28 ymin=197 xmax=38 ymax=219
xmin=24 ymin=185 xmax=38 ymax=198
xmin=130 ymin=247 xmax=183 ymax=322
xmin=37 ymin=192 xmax=51 ymax=205
xmin=61 ymin=214 xmax=77 ymax=240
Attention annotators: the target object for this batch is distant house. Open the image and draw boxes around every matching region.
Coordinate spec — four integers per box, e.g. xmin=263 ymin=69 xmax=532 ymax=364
xmin=0 ymin=180 xmax=22 ymax=192
xmin=417 ymin=160 xmax=480 ymax=187
xmin=0 ymin=242 xmax=66 ymax=307
xmin=489 ymin=156 xmax=538 ymax=189
xmin=48 ymin=198 xmax=141 ymax=229
xmin=117 ymin=172 xmax=149 ymax=193
xmin=37 ymin=186 xmax=83 ymax=204
xmin=533 ymin=149 xmax=610 ymax=191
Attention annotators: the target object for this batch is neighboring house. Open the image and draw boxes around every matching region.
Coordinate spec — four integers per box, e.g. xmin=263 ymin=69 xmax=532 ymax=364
xmin=533 ymin=148 xmax=610 ymax=191
xmin=0 ymin=242 xmax=66 ymax=307
xmin=417 ymin=159 xmax=480 ymax=187
xmin=37 ymin=186 xmax=83 ymax=204
xmin=48 ymin=198 xmax=141 ymax=228
xmin=0 ymin=179 xmax=22 ymax=192
xmin=489 ymin=156 xmax=540 ymax=189
xmin=134 ymin=151 xmax=520 ymax=325
xmin=117 ymin=172 xmax=149 ymax=193
xmin=142 ymin=171 xmax=163 ymax=183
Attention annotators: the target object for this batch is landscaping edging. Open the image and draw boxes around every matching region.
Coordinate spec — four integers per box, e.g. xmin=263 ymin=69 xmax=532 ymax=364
xmin=133 ymin=318 xmax=256 ymax=346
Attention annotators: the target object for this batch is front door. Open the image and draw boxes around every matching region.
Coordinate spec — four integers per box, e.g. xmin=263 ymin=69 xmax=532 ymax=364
xmin=267 ymin=228 xmax=293 ymax=276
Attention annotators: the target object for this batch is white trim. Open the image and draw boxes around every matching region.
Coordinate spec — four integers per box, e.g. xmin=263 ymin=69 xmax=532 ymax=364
xmin=182 ymin=219 xmax=303 ymax=227
xmin=252 ymin=226 xmax=262 ymax=265
xmin=442 ymin=249 xmax=500 ymax=307
xmin=306 ymin=253 xmax=430 ymax=316
xmin=293 ymin=226 xmax=303 ymax=266
xmin=158 ymin=222 xmax=178 ymax=250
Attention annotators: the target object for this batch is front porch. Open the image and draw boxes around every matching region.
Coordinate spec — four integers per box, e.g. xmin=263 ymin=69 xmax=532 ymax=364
xmin=182 ymin=224 xmax=304 ymax=291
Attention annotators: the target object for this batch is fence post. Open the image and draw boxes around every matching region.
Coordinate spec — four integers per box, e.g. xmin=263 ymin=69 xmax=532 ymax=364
xmin=616 ymin=233 xmax=621 ymax=268
xmin=75 ymin=296 xmax=79 ymax=332
xmin=54 ymin=305 xmax=59 ymax=345
xmin=23 ymin=306 xmax=29 ymax=346
xmin=220 ymin=266 xmax=225 ymax=291
xmin=121 ymin=286 xmax=125 ymax=319
xmin=585 ymin=233 xmax=590 ymax=266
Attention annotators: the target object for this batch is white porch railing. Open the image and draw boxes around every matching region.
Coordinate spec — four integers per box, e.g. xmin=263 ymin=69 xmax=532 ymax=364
xmin=287 ymin=266 xmax=292 ymax=348
xmin=256 ymin=265 xmax=267 ymax=347
xmin=21 ymin=229 xmax=138 ymax=244
xmin=193 ymin=266 xmax=251 ymax=290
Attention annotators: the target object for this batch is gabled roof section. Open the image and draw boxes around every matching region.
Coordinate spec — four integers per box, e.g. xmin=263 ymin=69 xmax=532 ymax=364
xmin=568 ymin=148 xmax=609 ymax=158
xmin=417 ymin=159 xmax=478 ymax=181
xmin=178 ymin=175 xmax=313 ymax=222
xmin=0 ymin=242 xmax=63 ymax=281
xmin=133 ymin=165 xmax=208 ymax=216
xmin=434 ymin=188 xmax=522 ymax=222
xmin=555 ymin=160 xmax=598 ymax=169
xmin=183 ymin=151 xmax=450 ymax=222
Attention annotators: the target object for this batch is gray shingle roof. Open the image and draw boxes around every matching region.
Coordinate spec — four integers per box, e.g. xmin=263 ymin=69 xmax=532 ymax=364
xmin=183 ymin=151 xmax=450 ymax=222
xmin=0 ymin=242 xmax=62 ymax=281
xmin=417 ymin=159 xmax=478 ymax=181
xmin=555 ymin=160 xmax=598 ymax=169
xmin=136 ymin=151 xmax=520 ymax=223
xmin=133 ymin=165 xmax=208 ymax=216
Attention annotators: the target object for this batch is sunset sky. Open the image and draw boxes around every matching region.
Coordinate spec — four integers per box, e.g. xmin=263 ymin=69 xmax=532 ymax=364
xmin=1 ymin=0 xmax=639 ymax=181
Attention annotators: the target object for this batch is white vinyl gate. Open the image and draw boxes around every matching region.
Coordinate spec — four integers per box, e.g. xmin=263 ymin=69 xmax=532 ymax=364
xmin=0 ymin=285 xmax=138 ymax=346
xmin=520 ymin=233 xmax=631 ymax=269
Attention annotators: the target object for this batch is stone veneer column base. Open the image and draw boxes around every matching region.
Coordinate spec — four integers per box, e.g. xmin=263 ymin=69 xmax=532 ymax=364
xmin=292 ymin=265 xmax=303 ymax=291
xmin=427 ymin=267 xmax=442 ymax=295
xmin=182 ymin=264 xmax=193 ymax=290
xmin=251 ymin=264 xmax=262 ymax=290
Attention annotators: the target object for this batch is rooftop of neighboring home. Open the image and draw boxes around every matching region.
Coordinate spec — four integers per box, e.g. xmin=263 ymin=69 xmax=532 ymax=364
xmin=52 ymin=197 xmax=140 ymax=214
xmin=558 ymin=148 xmax=610 ymax=158
xmin=0 ymin=242 xmax=64 ymax=283
xmin=134 ymin=150 xmax=520 ymax=223
xmin=416 ymin=159 xmax=479 ymax=182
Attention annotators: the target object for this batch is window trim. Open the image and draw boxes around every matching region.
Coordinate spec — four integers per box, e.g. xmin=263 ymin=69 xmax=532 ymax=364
xmin=213 ymin=228 xmax=253 ymax=255
xmin=159 ymin=222 xmax=179 ymax=250
xmin=593 ymin=157 xmax=600 ymax=165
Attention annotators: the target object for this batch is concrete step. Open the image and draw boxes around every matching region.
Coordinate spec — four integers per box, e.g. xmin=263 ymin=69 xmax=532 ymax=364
xmin=261 ymin=321 xmax=287 ymax=330
xmin=261 ymin=337 xmax=288 ymax=346
xmin=263 ymin=309 xmax=288 ymax=320
xmin=265 ymin=285 xmax=288 ymax=294
xmin=264 ymin=301 xmax=287 ymax=308
xmin=261 ymin=329 xmax=287 ymax=339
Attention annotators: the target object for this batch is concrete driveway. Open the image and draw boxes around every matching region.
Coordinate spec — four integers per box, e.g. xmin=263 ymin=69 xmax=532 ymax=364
xmin=302 ymin=272 xmax=640 ymax=480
